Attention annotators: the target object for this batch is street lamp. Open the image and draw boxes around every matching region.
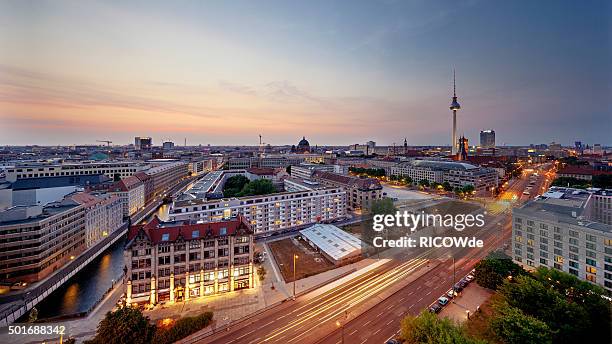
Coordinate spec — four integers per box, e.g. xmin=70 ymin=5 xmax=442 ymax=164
xmin=336 ymin=310 xmax=348 ymax=344
xmin=292 ymin=254 xmax=299 ymax=300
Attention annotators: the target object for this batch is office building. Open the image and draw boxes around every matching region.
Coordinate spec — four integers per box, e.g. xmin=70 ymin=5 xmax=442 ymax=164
xmin=124 ymin=216 xmax=254 ymax=305
xmin=480 ymin=130 xmax=496 ymax=148
xmin=108 ymin=176 xmax=145 ymax=217
xmin=135 ymin=137 xmax=153 ymax=150
xmin=3 ymin=161 xmax=148 ymax=182
xmin=0 ymin=192 xmax=123 ymax=283
xmin=512 ymin=187 xmax=612 ymax=292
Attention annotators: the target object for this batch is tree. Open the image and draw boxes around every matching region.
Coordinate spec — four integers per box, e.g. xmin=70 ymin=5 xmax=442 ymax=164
xmin=418 ymin=179 xmax=430 ymax=187
xmin=370 ymin=198 xmax=397 ymax=215
xmin=223 ymin=175 xmax=250 ymax=197
xmin=151 ymin=312 xmax=213 ymax=344
xmin=239 ymin=179 xmax=275 ymax=196
xmin=400 ymin=312 xmax=484 ymax=344
xmin=461 ymin=184 xmax=475 ymax=194
xmin=257 ymin=266 xmax=267 ymax=281
xmin=442 ymin=182 xmax=453 ymax=192
xmin=86 ymin=307 xmax=155 ymax=344
xmin=473 ymin=251 xmax=526 ymax=290
xmin=490 ymin=302 xmax=552 ymax=344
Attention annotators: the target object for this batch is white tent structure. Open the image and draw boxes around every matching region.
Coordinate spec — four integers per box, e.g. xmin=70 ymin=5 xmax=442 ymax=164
xmin=300 ymin=223 xmax=362 ymax=265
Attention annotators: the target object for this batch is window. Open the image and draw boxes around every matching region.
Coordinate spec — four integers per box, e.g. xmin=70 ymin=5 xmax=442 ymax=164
xmin=192 ymin=230 xmax=200 ymax=238
xmin=161 ymin=233 xmax=170 ymax=241
xmin=586 ymin=258 xmax=597 ymax=267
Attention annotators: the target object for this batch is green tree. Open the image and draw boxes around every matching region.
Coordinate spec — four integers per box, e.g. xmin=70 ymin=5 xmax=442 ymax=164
xmin=85 ymin=307 xmax=155 ymax=344
xmin=152 ymin=312 xmax=213 ymax=344
xmin=239 ymin=179 xmax=275 ymax=196
xmin=490 ymin=302 xmax=552 ymax=344
xmin=473 ymin=251 xmax=526 ymax=290
xmin=400 ymin=312 xmax=484 ymax=344
xmin=370 ymin=198 xmax=397 ymax=215
xmin=223 ymin=175 xmax=250 ymax=197
xmin=461 ymin=184 xmax=475 ymax=194
xmin=418 ymin=179 xmax=430 ymax=187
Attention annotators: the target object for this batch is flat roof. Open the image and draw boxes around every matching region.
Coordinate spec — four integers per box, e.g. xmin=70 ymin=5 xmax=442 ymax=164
xmin=300 ymin=224 xmax=361 ymax=261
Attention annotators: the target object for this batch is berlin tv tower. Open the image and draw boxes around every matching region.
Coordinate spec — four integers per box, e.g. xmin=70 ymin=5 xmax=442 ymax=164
xmin=449 ymin=70 xmax=461 ymax=155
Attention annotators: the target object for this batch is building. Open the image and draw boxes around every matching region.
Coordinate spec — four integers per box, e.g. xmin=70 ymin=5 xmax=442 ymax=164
xmin=3 ymin=161 xmax=148 ymax=182
xmin=512 ymin=187 xmax=612 ymax=292
xmin=295 ymin=136 xmax=311 ymax=153
xmin=0 ymin=192 xmax=124 ymax=283
xmin=458 ymin=136 xmax=469 ymax=161
xmin=124 ymin=216 xmax=254 ymax=305
xmin=311 ymin=171 xmax=382 ymax=210
xmin=71 ymin=193 xmax=123 ymax=248
xmin=450 ymin=71 xmax=461 ymax=155
xmin=2 ymin=174 xmax=111 ymax=210
xmin=480 ymin=130 xmax=496 ymax=148
xmin=300 ymin=223 xmax=362 ymax=265
xmin=145 ymin=161 xmax=189 ymax=197
xmin=290 ymin=163 xmax=337 ymax=180
xmin=169 ymin=187 xmax=347 ymax=234
xmin=134 ymin=172 xmax=154 ymax=204
xmin=108 ymin=176 xmax=145 ymax=217
xmin=162 ymin=141 xmax=175 ymax=150
xmin=557 ymin=166 xmax=612 ymax=181
xmin=135 ymin=137 xmax=153 ymax=150
xmin=389 ymin=159 xmax=498 ymax=192
xmin=227 ymin=155 xmax=315 ymax=169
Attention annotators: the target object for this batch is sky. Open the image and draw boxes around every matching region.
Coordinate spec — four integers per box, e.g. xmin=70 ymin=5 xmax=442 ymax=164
xmin=0 ymin=0 xmax=610 ymax=147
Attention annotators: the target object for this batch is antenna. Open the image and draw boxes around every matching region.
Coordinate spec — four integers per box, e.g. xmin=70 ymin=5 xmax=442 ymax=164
xmin=453 ymin=69 xmax=456 ymax=97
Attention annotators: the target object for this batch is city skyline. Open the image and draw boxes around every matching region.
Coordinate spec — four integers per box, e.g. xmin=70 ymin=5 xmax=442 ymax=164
xmin=1 ymin=0 xmax=611 ymax=147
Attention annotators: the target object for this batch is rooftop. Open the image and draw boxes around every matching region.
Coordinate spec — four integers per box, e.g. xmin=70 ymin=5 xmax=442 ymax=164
xmin=300 ymin=223 xmax=361 ymax=261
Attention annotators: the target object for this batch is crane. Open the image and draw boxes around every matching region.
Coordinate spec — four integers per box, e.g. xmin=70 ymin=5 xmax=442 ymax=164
xmin=96 ymin=140 xmax=112 ymax=147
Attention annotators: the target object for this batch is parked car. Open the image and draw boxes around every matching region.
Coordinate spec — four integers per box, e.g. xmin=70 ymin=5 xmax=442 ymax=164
xmin=453 ymin=283 xmax=463 ymax=292
xmin=429 ymin=304 xmax=442 ymax=313
xmin=465 ymin=274 xmax=475 ymax=282
xmin=386 ymin=340 xmax=401 ymax=344
xmin=458 ymin=279 xmax=469 ymax=288
xmin=438 ymin=296 xmax=449 ymax=306
xmin=446 ymin=289 xmax=455 ymax=298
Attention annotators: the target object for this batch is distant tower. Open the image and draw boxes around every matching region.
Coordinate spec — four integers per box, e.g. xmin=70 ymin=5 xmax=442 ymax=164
xmin=403 ymin=138 xmax=408 ymax=155
xmin=449 ymin=70 xmax=461 ymax=155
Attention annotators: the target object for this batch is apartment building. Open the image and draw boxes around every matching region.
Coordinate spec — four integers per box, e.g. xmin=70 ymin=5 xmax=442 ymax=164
xmin=169 ymin=188 xmax=347 ymax=234
xmin=226 ymin=154 xmax=325 ymax=170
xmin=3 ymin=161 xmax=148 ymax=182
xmin=108 ymin=176 xmax=145 ymax=218
xmin=290 ymin=164 xmax=337 ymax=180
xmin=512 ymin=187 xmax=612 ymax=292
xmin=72 ymin=193 xmax=123 ymax=248
xmin=124 ymin=216 xmax=254 ymax=305
xmin=311 ymin=171 xmax=382 ymax=211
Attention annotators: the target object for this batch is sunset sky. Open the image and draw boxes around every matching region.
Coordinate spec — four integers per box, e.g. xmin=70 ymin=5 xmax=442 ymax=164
xmin=1 ymin=0 xmax=610 ymax=147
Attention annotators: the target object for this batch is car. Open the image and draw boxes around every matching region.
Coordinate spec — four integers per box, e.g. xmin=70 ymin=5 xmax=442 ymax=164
xmin=386 ymin=340 xmax=401 ymax=344
xmin=458 ymin=279 xmax=469 ymax=288
xmin=428 ymin=304 xmax=442 ymax=313
xmin=465 ymin=274 xmax=475 ymax=282
xmin=523 ymin=191 xmax=530 ymax=195
xmin=438 ymin=296 xmax=449 ymax=306
xmin=446 ymin=289 xmax=455 ymax=298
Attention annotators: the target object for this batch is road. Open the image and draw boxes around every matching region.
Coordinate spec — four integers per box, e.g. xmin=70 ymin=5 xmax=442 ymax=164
xmin=184 ymin=164 xmax=554 ymax=344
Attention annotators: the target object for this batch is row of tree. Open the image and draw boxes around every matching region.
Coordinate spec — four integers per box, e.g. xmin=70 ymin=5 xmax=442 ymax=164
xmin=349 ymin=167 xmax=386 ymax=177
xmin=552 ymin=175 xmax=612 ymax=189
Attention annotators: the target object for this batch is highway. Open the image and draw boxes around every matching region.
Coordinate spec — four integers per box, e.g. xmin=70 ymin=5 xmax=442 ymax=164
xmin=185 ymin=164 xmax=554 ymax=344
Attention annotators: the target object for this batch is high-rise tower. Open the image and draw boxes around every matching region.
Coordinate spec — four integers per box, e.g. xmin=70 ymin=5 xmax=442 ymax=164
xmin=449 ymin=70 xmax=461 ymax=155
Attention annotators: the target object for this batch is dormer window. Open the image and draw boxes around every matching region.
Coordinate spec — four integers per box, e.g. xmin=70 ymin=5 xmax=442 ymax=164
xmin=161 ymin=233 xmax=170 ymax=241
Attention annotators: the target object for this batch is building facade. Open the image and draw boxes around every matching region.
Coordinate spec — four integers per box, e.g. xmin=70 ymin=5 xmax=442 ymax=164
xmin=124 ymin=216 xmax=254 ymax=305
xmin=479 ymin=130 xmax=496 ymax=148
xmin=108 ymin=176 xmax=145 ymax=217
xmin=311 ymin=171 xmax=382 ymax=211
xmin=169 ymin=188 xmax=347 ymax=234
xmin=512 ymin=187 xmax=612 ymax=292
xmin=3 ymin=161 xmax=148 ymax=182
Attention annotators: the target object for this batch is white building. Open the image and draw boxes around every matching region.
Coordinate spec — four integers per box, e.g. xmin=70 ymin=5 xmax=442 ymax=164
xmin=108 ymin=176 xmax=145 ymax=217
xmin=300 ymin=223 xmax=362 ymax=265
xmin=169 ymin=188 xmax=347 ymax=234
xmin=3 ymin=161 xmax=148 ymax=182
xmin=512 ymin=187 xmax=612 ymax=292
